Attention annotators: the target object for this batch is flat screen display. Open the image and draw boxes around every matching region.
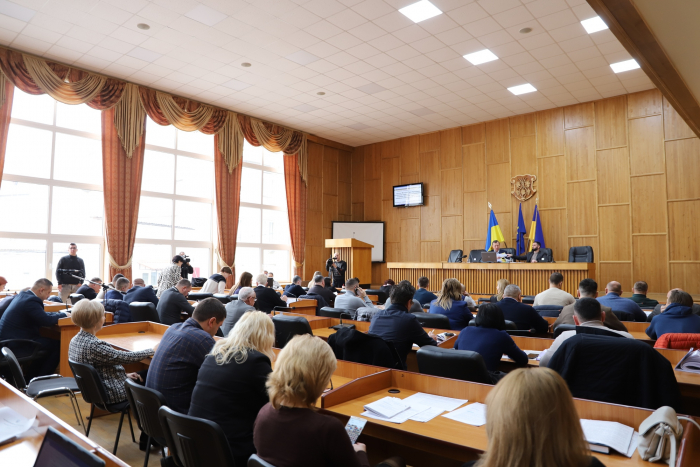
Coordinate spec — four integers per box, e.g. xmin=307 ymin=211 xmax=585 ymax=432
xmin=393 ymin=183 xmax=424 ymax=207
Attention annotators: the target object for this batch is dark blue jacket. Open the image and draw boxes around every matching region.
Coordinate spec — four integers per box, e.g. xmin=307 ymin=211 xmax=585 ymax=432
xmin=368 ymin=304 xmax=437 ymax=368
xmin=103 ymin=299 xmax=132 ymax=324
xmin=497 ymin=297 xmax=549 ymax=332
xmin=76 ymin=284 xmax=97 ymax=300
xmin=209 ymin=273 xmax=226 ymax=283
xmin=0 ymin=295 xmax=16 ymax=320
xmin=124 ymin=285 xmax=159 ymax=307
xmin=47 ymin=295 xmax=63 ymax=303
xmin=105 ymin=289 xmax=124 ymax=301
xmin=413 ymin=288 xmax=437 ymax=306
xmin=454 ymin=326 xmax=528 ymax=371
xmin=646 ymin=303 xmax=700 ymax=339
xmin=284 ymin=284 xmax=306 ymax=298
xmin=0 ymin=290 xmax=67 ymax=341
xmin=428 ymin=298 xmax=472 ymax=330
xmin=597 ymin=293 xmax=647 ymax=322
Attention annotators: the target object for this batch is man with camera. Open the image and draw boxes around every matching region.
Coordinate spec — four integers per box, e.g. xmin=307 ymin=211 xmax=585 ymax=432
xmin=178 ymin=251 xmax=194 ymax=279
xmin=325 ymin=253 xmax=347 ymax=288
xmin=56 ymin=243 xmax=86 ymax=303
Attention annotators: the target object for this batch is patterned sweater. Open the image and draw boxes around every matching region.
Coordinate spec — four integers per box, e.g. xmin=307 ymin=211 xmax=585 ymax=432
xmin=157 ymin=265 xmax=182 ymax=298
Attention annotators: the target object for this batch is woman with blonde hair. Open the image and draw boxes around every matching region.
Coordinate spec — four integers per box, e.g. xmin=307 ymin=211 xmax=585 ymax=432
xmin=229 ymin=271 xmax=253 ymax=295
xmin=428 ymin=278 xmax=473 ymax=330
xmin=490 ymin=278 xmax=510 ymax=302
xmin=464 ymin=367 xmax=602 ymax=467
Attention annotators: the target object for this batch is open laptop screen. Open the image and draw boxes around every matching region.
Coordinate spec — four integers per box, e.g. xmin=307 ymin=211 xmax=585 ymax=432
xmin=34 ymin=426 xmax=105 ymax=467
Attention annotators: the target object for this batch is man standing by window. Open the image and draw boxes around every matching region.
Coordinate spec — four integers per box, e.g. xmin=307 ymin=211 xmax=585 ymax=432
xmin=55 ymin=243 xmax=85 ymax=304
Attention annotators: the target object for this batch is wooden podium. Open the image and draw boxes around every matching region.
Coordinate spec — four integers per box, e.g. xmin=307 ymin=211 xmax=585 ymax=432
xmin=325 ymin=238 xmax=373 ymax=286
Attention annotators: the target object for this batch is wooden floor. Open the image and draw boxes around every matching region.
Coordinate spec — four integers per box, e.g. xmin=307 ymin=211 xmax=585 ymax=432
xmin=38 ymin=394 xmax=162 ymax=467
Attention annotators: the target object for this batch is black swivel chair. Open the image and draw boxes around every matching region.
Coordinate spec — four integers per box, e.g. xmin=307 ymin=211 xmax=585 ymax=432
xmin=124 ymin=379 xmax=167 ymax=467
xmin=533 ymin=305 xmax=563 ymax=317
xmin=129 ymin=302 xmax=160 ymax=323
xmin=318 ymin=307 xmax=353 ymax=319
xmin=411 ymin=312 xmax=450 ymax=330
xmin=212 ymin=294 xmax=232 ymax=304
xmin=364 ymin=289 xmax=388 ymax=304
xmin=468 ymin=320 xmax=518 ymax=329
xmin=416 ymin=346 xmax=493 ymax=384
xmin=522 ymin=296 xmax=535 ymax=305
xmin=186 ymin=292 xmax=213 ymax=301
xmin=447 ymin=249 xmax=464 ymax=263
xmin=229 ymin=294 xmax=239 ymax=300
xmin=467 ymin=249 xmax=485 ymax=263
xmin=272 ymin=315 xmax=313 ymax=348
xmin=69 ymin=293 xmax=85 ymax=305
xmin=248 ymin=454 xmax=276 ymax=467
xmin=569 ymin=246 xmax=594 ymax=263
xmin=553 ymin=324 xmax=575 ymax=338
xmin=611 ymin=310 xmax=635 ymax=322
xmin=158 ymin=406 xmax=235 ymax=467
xmin=501 ymin=248 xmax=516 ymax=257
xmin=68 ymin=360 xmax=135 ymax=454
xmin=540 ymin=248 xmax=554 ymax=261
xmin=576 ymin=326 xmax=626 ymax=338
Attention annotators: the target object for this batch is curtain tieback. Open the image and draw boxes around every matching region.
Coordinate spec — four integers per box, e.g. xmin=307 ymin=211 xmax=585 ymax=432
xmin=108 ymin=252 xmax=132 ymax=270
xmin=294 ymin=261 xmax=304 ymax=268
xmin=215 ymin=249 xmax=234 ymax=269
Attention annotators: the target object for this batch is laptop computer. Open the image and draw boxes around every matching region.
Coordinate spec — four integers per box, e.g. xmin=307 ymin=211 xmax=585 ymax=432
xmin=481 ymin=251 xmax=497 ymax=263
xmin=34 ymin=426 xmax=105 ymax=467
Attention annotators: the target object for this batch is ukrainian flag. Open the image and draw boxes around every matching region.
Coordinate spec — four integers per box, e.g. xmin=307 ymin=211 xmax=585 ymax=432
xmin=528 ymin=204 xmax=546 ymax=251
xmin=485 ymin=210 xmax=505 ymax=251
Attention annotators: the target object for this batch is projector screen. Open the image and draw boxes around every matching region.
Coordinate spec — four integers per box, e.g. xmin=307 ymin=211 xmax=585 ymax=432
xmin=332 ymin=222 xmax=385 ymax=262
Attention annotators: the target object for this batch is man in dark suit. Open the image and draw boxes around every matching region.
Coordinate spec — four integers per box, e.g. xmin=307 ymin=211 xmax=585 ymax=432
xmin=513 ymin=241 xmax=552 ymax=263
xmin=496 ymin=284 xmax=549 ymax=332
xmin=76 ymin=277 xmax=102 ymax=300
xmin=253 ymin=273 xmax=287 ymax=313
xmin=124 ymin=281 xmax=159 ymax=307
xmin=157 ymin=279 xmax=195 ymax=325
xmin=307 ymin=274 xmax=334 ymax=306
xmin=0 ymin=278 xmax=70 ymax=378
xmin=283 ymin=275 xmax=306 ymax=298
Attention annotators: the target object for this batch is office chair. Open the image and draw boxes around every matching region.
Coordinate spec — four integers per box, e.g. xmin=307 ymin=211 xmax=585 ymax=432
xmin=128 ymin=302 xmax=160 ymax=323
xmin=124 ymin=379 xmax=167 ymax=467
xmin=271 ymin=315 xmax=313 ymax=348
xmin=69 ymin=293 xmax=85 ymax=305
xmin=568 ymin=246 xmax=594 ymax=263
xmin=447 ymin=249 xmax=464 ymax=263
xmin=411 ymin=312 xmax=450 ymax=330
xmin=186 ymin=292 xmax=213 ymax=301
xmin=416 ymin=346 xmax=493 ymax=384
xmin=533 ymin=305 xmax=563 ymax=317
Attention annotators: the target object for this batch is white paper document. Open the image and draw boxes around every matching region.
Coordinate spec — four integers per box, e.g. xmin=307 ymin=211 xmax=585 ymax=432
xmin=442 ymin=402 xmax=487 ymax=426
xmin=363 ymin=397 xmax=410 ymax=419
xmin=0 ymin=407 xmax=35 ymax=445
xmin=401 ymin=393 xmax=468 ymax=412
xmin=409 ymin=407 xmax=445 ymax=423
xmin=581 ymin=419 xmax=635 ymax=457
xmin=362 ymin=404 xmax=431 ymax=424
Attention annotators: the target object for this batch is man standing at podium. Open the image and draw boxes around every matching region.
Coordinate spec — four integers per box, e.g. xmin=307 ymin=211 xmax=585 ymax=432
xmin=326 ymin=253 xmax=347 ymax=288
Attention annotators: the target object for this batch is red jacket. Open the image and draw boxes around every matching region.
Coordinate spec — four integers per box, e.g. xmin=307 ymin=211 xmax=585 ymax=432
xmin=654 ymin=333 xmax=700 ymax=349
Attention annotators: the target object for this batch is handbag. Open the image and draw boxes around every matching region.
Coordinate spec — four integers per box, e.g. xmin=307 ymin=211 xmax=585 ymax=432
xmin=637 ymin=406 xmax=700 ymax=464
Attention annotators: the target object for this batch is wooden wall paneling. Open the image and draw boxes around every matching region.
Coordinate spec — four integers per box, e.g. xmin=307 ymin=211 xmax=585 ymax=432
xmin=323 ymin=147 xmax=339 ymax=195
xmin=486 ymin=162 xmax=511 ymax=213
xmin=305 ymin=212 xmax=323 ymax=249
xmin=441 ymin=216 xmax=463 ymax=260
xmin=536 ymin=108 xmax=565 ymax=157
xmin=485 ymin=119 xmax=510 ymax=165
xmin=627 ymin=89 xmax=662 ymax=119
xmin=363 ymin=145 xmax=380 ymax=181
xmin=670 ymin=263 xmax=700 ymax=295
xmin=510 ymin=135 xmax=536 ymax=176
xmin=383 ymin=199 xmax=401 ymax=243
xmin=596 ymin=147 xmax=630 ymax=205
xmin=633 ymin=235 xmax=669 ymax=292
xmin=540 ymin=208 xmax=568 ymax=262
xmin=537 ymin=156 xmax=566 ymax=209
xmin=440 ymin=128 xmax=462 ymax=169
xmin=363 ymin=181 xmax=382 ymax=221
xmin=599 ymin=205 xmax=632 ymax=261
xmin=463 ymin=144 xmax=486 ymax=192
xmin=595 ymin=95 xmax=627 ymax=149
xmin=400 ymin=135 xmax=420 ymax=175
xmin=509 ymin=114 xmax=536 ymax=137
xmin=351 ymin=148 xmax=364 ymax=204
xmin=666 ymin=138 xmax=700 ymax=200
xmin=419 ymin=132 xmax=440 ymax=153
xmin=322 ymin=194 xmax=338 ymax=231
xmin=567 ymin=181 xmax=598 ymax=236
xmin=564 ymin=102 xmax=594 ymax=129
xmin=421 ymin=241 xmax=442 ymax=262
xmin=307 ymin=173 xmax=323 ymax=212
xmin=304 ymin=246 xmax=325 ymax=281
xmin=379 ymin=138 xmax=399 ymax=159
xmin=599 ymin=262 xmax=633 ymax=292
xmin=663 ymin=97 xmax=696 ymax=140
xmin=441 ymin=168 xmax=463 ymax=216
xmin=668 ymin=200 xmax=700 ymax=261
xmin=461 ymin=123 xmax=485 ymax=145
xmin=420 ymin=196 xmax=441 ymax=242
xmin=307 ymin=141 xmax=324 ymax=178
xmin=629 ymin=115 xmax=665 ymax=175
xmin=419 ymin=150 xmax=440 ymax=197
xmin=400 ymin=218 xmax=421 ymax=262
xmin=464 ymin=192 xmax=487 ymax=240
xmin=569 ymin=236 xmax=600 ymax=265
xmin=400 ymin=173 xmax=420 ymax=186
xmin=463 ymin=240 xmax=486 ymax=256
xmin=381 ymin=157 xmax=400 ymax=201
xmin=352 ymin=203 xmax=364 ymax=221
xmin=631 ymin=174 xmax=667 ymax=234
xmin=338 ymin=182 xmax=351 ymax=216
xmin=385 ymin=242 xmax=400 ymax=264
xmin=323 ymin=227 xmax=332 ymax=258
xmin=565 ymin=127 xmax=596 ymax=181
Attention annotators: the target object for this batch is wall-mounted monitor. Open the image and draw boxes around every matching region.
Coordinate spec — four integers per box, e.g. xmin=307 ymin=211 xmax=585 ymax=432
xmin=393 ymin=183 xmax=424 ymax=207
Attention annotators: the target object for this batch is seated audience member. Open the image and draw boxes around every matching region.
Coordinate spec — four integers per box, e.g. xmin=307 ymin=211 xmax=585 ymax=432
xmin=307 ymin=275 xmax=334 ymax=307
xmin=553 ymin=279 xmax=628 ymax=332
xmin=267 ymin=272 xmax=280 ymax=289
xmin=255 ymin=334 xmax=404 ymax=467
xmin=105 ymin=277 xmax=129 ymax=300
xmin=189 ymin=311 xmax=274 ymax=466
xmin=460 ymin=283 xmax=477 ymax=310
xmin=541 ymin=298 xmax=633 ymax=367
xmin=146 ymin=297 xmax=224 ymax=413
xmin=532 ymin=272 xmax=575 ymax=307
xmin=489 ymin=279 xmax=509 ymax=303
xmin=222 ymin=287 xmax=256 ymax=336
xmin=157 ymin=279 xmax=195 ymax=325
xmin=0 ymin=279 xmax=70 ymax=378
xmin=284 ymin=275 xmax=306 ymax=298
xmin=68 ymin=300 xmax=154 ymax=403
xmin=323 ymin=277 xmax=338 ymax=305
xmin=648 ymin=288 xmax=700 ymax=321
xmin=630 ymin=281 xmax=659 ymax=308
xmin=47 ymin=287 xmax=63 ymax=303
xmin=646 ymin=290 xmax=700 ymax=339
xmin=454 ymin=303 xmax=527 ymax=373
xmin=368 ymin=281 xmax=436 ymax=367
xmin=156 ymin=256 xmax=186 ymax=298
xmin=380 ymin=279 xmax=395 ymax=298
xmin=131 ymin=278 xmax=146 ymax=288
xmin=76 ymin=277 xmax=102 ymax=300
xmin=463 ymin=368 xmax=605 ymax=467
xmin=298 ymin=287 xmax=329 ymax=313
xmin=97 ymin=274 xmax=124 ymax=300
xmin=382 ymin=280 xmax=423 ymax=316
xmin=229 ymin=271 xmax=253 ymax=296
xmin=0 ymin=294 xmax=17 ymax=320
xmin=413 ymin=276 xmax=437 ymax=306
xmin=597 ymin=281 xmax=646 ymax=322
xmin=124 ymin=280 xmax=159 ymax=306
xmin=428 ymin=278 xmax=473 ymax=330
xmin=497 ymin=285 xmax=549 ymax=332
xmin=335 ymin=278 xmax=374 ymax=314
xmin=199 ymin=267 xmax=232 ymax=294
xmin=254 ymin=273 xmax=287 ymax=313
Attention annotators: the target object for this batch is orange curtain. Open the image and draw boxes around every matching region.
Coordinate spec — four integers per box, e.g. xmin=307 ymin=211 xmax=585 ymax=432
xmin=0 ymin=79 xmax=14 ymax=189
xmin=283 ymin=154 xmax=307 ymax=277
xmin=102 ymin=107 xmax=146 ymax=281
xmin=214 ymin=133 xmax=243 ymax=288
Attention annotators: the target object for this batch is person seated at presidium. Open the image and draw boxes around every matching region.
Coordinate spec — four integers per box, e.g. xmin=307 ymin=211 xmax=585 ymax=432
xmin=553 ymin=279 xmax=628 ymax=333
xmin=488 ymin=241 xmax=511 ymax=263
xmin=489 ymin=279 xmax=510 ymax=303
xmin=454 ymin=303 xmax=527 ymax=373
xmin=532 ymin=272 xmax=575 ymax=307
xmin=189 ymin=311 xmax=274 ymax=466
xmin=630 ymin=281 xmax=659 ymax=308
xmin=146 ymin=298 xmax=225 ymax=414
xmin=597 ymin=281 xmax=647 ymax=322
xmin=496 ymin=285 xmax=549 ymax=332
xmin=413 ymin=276 xmax=437 ymax=306
xmin=76 ymin=277 xmax=102 ymax=300
xmin=105 ymin=277 xmax=130 ymax=301
xmin=156 ymin=255 xmax=187 ymax=298
xmin=199 ymin=267 xmax=232 ymax=294
xmin=646 ymin=290 xmax=700 ymax=339
xmin=463 ymin=368 xmax=605 ymax=467
xmin=284 ymin=275 xmax=306 ymax=298
xmin=230 ymin=271 xmax=253 ymax=296
xmin=157 ymin=279 xmax=195 ymax=326
xmin=540 ymin=298 xmax=633 ymax=367
xmin=512 ymin=240 xmax=552 ymax=263
xmin=222 ymin=287 xmax=256 ymax=336
xmin=124 ymin=279 xmax=159 ymax=306
xmin=428 ymin=278 xmax=473 ymax=330
xmin=254 ymin=273 xmax=288 ymax=313
xmin=334 ymin=278 xmax=374 ymax=313
xmin=68 ymin=300 xmax=155 ymax=403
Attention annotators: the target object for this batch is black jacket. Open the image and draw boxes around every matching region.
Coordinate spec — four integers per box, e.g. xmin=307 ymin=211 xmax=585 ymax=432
xmin=181 ymin=261 xmax=193 ymax=279
xmin=76 ymin=284 xmax=97 ymax=300
xmin=0 ymin=295 xmax=16 ymax=320
xmin=254 ymin=286 xmax=286 ymax=313
xmin=307 ymin=285 xmax=334 ymax=307
xmin=284 ymin=284 xmax=306 ymax=298
xmin=325 ymin=259 xmax=347 ymax=287
xmin=328 ymin=327 xmax=400 ymax=368
xmin=157 ymin=287 xmax=195 ymax=325
xmin=0 ymin=291 xmax=67 ymax=341
xmin=514 ymin=249 xmax=552 ymax=262
xmin=368 ymin=304 xmax=437 ymax=368
xmin=189 ymin=351 xmax=272 ymax=459
xmin=124 ymin=285 xmax=159 ymax=307
xmin=496 ymin=298 xmax=549 ymax=332
xmin=55 ymin=255 xmax=85 ymax=285
xmin=298 ymin=292 xmax=328 ymax=314
xmin=548 ymin=334 xmax=681 ymax=411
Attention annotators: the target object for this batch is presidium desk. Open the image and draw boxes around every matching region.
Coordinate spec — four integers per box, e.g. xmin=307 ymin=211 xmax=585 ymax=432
xmin=387 ymin=262 xmax=595 ymax=296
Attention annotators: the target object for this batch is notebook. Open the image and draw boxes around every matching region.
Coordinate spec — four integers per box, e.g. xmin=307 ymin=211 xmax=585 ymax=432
xmin=580 ymin=419 xmax=638 ymax=457
xmin=675 ymin=348 xmax=700 ymax=374
xmin=34 ymin=426 xmax=105 ymax=467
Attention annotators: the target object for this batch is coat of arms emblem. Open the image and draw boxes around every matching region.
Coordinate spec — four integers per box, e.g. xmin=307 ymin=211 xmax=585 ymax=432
xmin=510 ymin=174 xmax=537 ymax=201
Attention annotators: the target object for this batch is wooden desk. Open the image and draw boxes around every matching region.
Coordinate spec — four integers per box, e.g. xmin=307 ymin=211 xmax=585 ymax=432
xmin=288 ymin=299 xmax=317 ymax=315
xmin=56 ymin=312 xmax=113 ymax=377
xmin=43 ymin=301 xmax=71 ymax=312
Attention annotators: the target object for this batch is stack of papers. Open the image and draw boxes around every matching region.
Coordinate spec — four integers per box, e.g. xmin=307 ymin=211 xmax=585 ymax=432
xmin=675 ymin=349 xmax=700 ymax=374
xmin=442 ymin=403 xmax=487 ymax=426
xmin=364 ymin=397 xmax=410 ymax=419
xmin=580 ymin=419 xmax=639 ymax=457
xmin=0 ymin=407 xmax=35 ymax=445
xmin=361 ymin=393 xmax=469 ymax=424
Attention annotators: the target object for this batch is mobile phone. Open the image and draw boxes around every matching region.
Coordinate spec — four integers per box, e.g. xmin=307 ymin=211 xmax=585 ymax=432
xmin=345 ymin=416 xmax=367 ymax=444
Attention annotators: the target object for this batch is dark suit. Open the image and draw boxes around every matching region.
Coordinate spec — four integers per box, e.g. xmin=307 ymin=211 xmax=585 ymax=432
xmin=0 ymin=295 xmax=15 ymax=320
xmin=105 ymin=289 xmax=124 ymax=301
xmin=157 ymin=287 xmax=195 ymax=325
xmin=514 ymin=249 xmax=552 ymax=262
xmin=283 ymin=284 xmax=306 ymax=298
xmin=553 ymin=303 xmax=628 ymax=332
xmin=222 ymin=300 xmax=255 ymax=336
xmin=254 ymin=286 xmax=286 ymax=313
xmin=124 ymin=285 xmax=159 ymax=307
xmin=368 ymin=304 xmax=437 ymax=368
xmin=497 ymin=297 xmax=549 ymax=332
xmin=76 ymin=285 xmax=97 ymax=300
xmin=0 ymin=290 xmax=67 ymax=377
xmin=307 ymin=285 xmax=333 ymax=307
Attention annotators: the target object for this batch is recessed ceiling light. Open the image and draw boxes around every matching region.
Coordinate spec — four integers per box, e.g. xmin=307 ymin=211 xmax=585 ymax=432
xmin=610 ymin=59 xmax=640 ymax=73
xmin=317 ymin=92 xmax=325 ymax=96
xmin=519 ymin=27 xmax=532 ymax=34
xmin=508 ymin=83 xmax=537 ymax=95
xmin=464 ymin=49 xmax=498 ymax=65
xmin=581 ymin=16 xmax=608 ymax=34
xmin=241 ymin=62 xmax=251 ymax=67
xmin=137 ymin=23 xmax=150 ymax=30
xmin=399 ymin=0 xmax=442 ymax=24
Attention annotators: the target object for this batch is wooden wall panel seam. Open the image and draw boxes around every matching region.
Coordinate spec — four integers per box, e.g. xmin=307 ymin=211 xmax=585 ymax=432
xmin=630 ymin=172 xmax=665 ymax=177
xmin=567 ymin=179 xmax=597 ymax=183
xmin=536 ymin=153 xmax=565 ymax=158
xmin=632 ymin=233 xmax=667 ymax=236
xmin=598 ymin=202 xmax=630 ymax=207
xmin=664 ymin=136 xmax=698 ymax=143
